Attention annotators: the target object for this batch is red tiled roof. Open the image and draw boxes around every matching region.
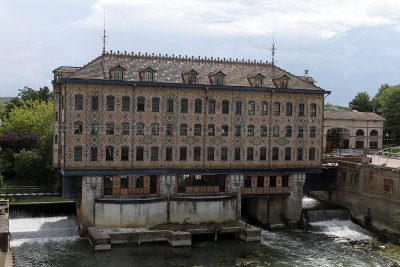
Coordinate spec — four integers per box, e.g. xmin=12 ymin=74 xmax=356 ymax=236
xmin=324 ymin=110 xmax=385 ymax=121
xmin=66 ymin=51 xmax=324 ymax=91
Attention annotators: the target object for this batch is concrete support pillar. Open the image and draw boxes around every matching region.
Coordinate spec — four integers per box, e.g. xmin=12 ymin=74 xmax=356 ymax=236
xmin=77 ymin=176 xmax=102 ymax=228
xmin=159 ymin=175 xmax=176 ymax=195
xmin=284 ymin=172 xmax=306 ymax=222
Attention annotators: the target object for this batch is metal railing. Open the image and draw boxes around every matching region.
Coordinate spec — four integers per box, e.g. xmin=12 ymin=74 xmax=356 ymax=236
xmin=0 ymin=186 xmax=61 ymax=198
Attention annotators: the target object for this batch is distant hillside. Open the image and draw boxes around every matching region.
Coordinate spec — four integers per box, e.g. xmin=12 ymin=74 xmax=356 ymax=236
xmin=324 ymin=103 xmax=347 ymax=111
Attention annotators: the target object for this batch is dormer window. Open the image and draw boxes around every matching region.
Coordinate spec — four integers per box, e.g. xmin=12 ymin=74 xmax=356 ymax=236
xmin=181 ymin=69 xmax=198 ymax=84
xmin=114 ymin=70 xmax=123 ymax=81
xmin=208 ymin=71 xmax=226 ymax=86
xmin=109 ymin=65 xmax=125 ymax=81
xmin=144 ymin=71 xmax=153 ymax=82
xmin=215 ymin=75 xmax=223 ymax=85
xmin=272 ymin=75 xmax=290 ymax=89
xmin=247 ymin=73 xmax=265 ymax=87
xmin=139 ymin=67 xmax=156 ymax=82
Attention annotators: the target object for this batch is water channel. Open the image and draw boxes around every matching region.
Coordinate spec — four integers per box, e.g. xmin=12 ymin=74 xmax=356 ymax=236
xmin=9 ymin=198 xmax=398 ymax=267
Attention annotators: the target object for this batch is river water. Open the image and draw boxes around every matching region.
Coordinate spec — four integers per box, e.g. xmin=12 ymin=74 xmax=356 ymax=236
xmin=9 ymin=199 xmax=398 ymax=267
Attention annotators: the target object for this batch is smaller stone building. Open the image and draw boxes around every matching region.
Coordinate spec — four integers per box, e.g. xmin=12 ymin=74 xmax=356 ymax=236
xmin=323 ymin=111 xmax=384 ymax=153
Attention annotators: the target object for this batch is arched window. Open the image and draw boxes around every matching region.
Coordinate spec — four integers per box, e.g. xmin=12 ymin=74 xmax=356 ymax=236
xmin=207 ymin=124 xmax=215 ymax=136
xmin=207 ymin=147 xmax=214 ymax=161
xmin=106 ymin=95 xmax=114 ymax=111
xmin=136 ymin=147 xmax=144 ymax=161
xmin=272 ymin=147 xmax=279 ymax=161
xmin=195 ymin=99 xmax=202 ymax=113
xmin=106 ymin=122 xmax=114 ymax=135
xmin=180 ymin=124 xmax=188 ymax=136
xmin=74 ymin=121 xmax=83 ymax=134
xmin=370 ymin=130 xmax=378 ymax=136
xmin=106 ymin=146 xmax=114 ymax=161
xmin=137 ymin=97 xmax=145 ymax=112
xmin=75 ymin=95 xmax=83 ymax=110
xmin=181 ymin=98 xmax=188 ymax=113
xmin=310 ymin=103 xmax=317 ymax=117
xmin=152 ymin=97 xmax=160 ymax=112
xmin=247 ymin=125 xmax=254 ymax=136
xmin=221 ymin=147 xmax=228 ymax=161
xmin=286 ymin=102 xmax=292 ymax=116
xmin=260 ymin=125 xmax=268 ymax=137
xmin=356 ymin=129 xmax=364 ymax=136
xmin=248 ymin=101 xmax=255 ymax=115
xmin=74 ymin=146 xmax=82 ymax=161
xmin=122 ymin=96 xmax=130 ymax=111
xmin=309 ymin=147 xmax=316 ymax=161
xmin=151 ymin=146 xmax=158 ymax=161
xmin=151 ymin=123 xmax=159 ymax=135
xmin=208 ymin=99 xmax=216 ymax=114
xmin=121 ymin=146 xmax=129 ymax=161
xmin=136 ymin=123 xmax=144 ymax=135
xmin=285 ymin=126 xmax=292 ymax=137
xmin=260 ymin=147 xmax=267 ymax=160
xmin=222 ymin=100 xmax=229 ymax=114
xmin=247 ymin=147 xmax=254 ymax=161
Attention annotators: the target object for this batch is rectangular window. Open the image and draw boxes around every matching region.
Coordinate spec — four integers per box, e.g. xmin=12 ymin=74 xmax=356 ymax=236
xmin=121 ymin=146 xmax=129 ymax=161
xmin=122 ymin=123 xmax=129 ymax=135
xmin=74 ymin=146 xmax=82 ymax=161
xmin=384 ymin=178 xmax=393 ymax=192
xmin=167 ymin=99 xmax=173 ymax=112
xmin=136 ymin=176 xmax=144 ymax=188
xmin=75 ymin=95 xmax=83 ymax=110
xmin=92 ymin=96 xmax=98 ymax=110
xmin=370 ymin=141 xmax=378 ymax=149
xmin=166 ymin=147 xmax=173 ymax=161
xmin=136 ymin=147 xmax=144 ymax=161
xmin=114 ymin=70 xmax=123 ymax=81
xmin=144 ymin=71 xmax=153 ymax=82
xmin=120 ymin=176 xmax=128 ymax=188
xmin=151 ymin=147 xmax=158 ymax=161
xmin=355 ymin=141 xmax=364 ymax=149
xmin=180 ymin=124 xmax=188 ymax=136
xmin=221 ymin=125 xmax=228 ymax=136
xmin=297 ymin=148 xmax=303 ymax=161
xmin=285 ymin=148 xmax=291 ymax=161
xmin=248 ymin=101 xmax=255 ymax=115
xmin=273 ymin=102 xmax=280 ymax=116
xmin=188 ymin=74 xmax=196 ymax=84
xmin=152 ymin=98 xmax=159 ymax=112
xmin=194 ymin=147 xmax=201 ymax=161
xmin=299 ymin=103 xmax=305 ymax=116
xmin=298 ymin=127 xmax=304 ymax=138
xmin=235 ymin=125 xmax=241 ymax=137
xmin=221 ymin=147 xmax=228 ymax=161
xmin=260 ymin=147 xmax=267 ymax=161
xmin=272 ymin=148 xmax=279 ymax=161
xmin=245 ymin=176 xmax=252 ymax=188
xmin=309 ymin=148 xmax=316 ymax=161
xmin=269 ymin=176 xmax=277 ymax=187
xmin=234 ymin=147 xmax=240 ymax=161
xmin=55 ymin=111 xmax=58 ymax=121
xmin=235 ymin=101 xmax=242 ymax=114
xmin=195 ymin=99 xmax=202 ymax=113
xmin=91 ymin=147 xmax=97 ymax=161
xmin=273 ymin=126 xmax=279 ymax=137
xmin=215 ymin=75 xmax=223 ymax=85
xmin=310 ymin=104 xmax=316 ymax=117
xmin=261 ymin=102 xmax=268 ymax=115
xmin=207 ymin=147 xmax=214 ymax=161
xmin=106 ymin=146 xmax=113 ymax=161
xmin=181 ymin=99 xmax=188 ymax=113
xmin=180 ymin=147 xmax=187 ymax=161
xmin=286 ymin=103 xmax=292 ymax=116
xmin=194 ymin=124 xmax=201 ymax=136
xmin=247 ymin=147 xmax=254 ymax=161
xmin=106 ymin=122 xmax=114 ymax=135
xmin=310 ymin=127 xmax=316 ymax=138
xmin=257 ymin=176 xmax=264 ymax=188
xmin=208 ymin=100 xmax=215 ymax=114
xmin=282 ymin=176 xmax=289 ymax=187
xmin=137 ymin=97 xmax=145 ymax=112
xmin=122 ymin=96 xmax=130 ymax=111
xmin=222 ymin=100 xmax=229 ymax=114
xmin=107 ymin=96 xmax=114 ymax=111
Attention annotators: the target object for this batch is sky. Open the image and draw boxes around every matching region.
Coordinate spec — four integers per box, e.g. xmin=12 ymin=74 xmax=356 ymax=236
xmin=0 ymin=0 xmax=399 ymax=106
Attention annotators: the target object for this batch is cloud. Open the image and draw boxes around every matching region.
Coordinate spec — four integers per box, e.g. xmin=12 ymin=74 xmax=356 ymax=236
xmin=74 ymin=0 xmax=400 ymax=40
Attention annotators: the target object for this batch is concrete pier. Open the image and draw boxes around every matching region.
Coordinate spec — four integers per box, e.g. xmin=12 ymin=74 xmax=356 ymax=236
xmin=86 ymin=220 xmax=261 ymax=251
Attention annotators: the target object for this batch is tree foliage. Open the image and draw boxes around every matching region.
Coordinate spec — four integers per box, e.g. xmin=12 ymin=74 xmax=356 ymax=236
xmin=378 ymin=84 xmax=400 ymax=137
xmin=1 ymin=100 xmax=53 ymax=139
xmin=348 ymin=92 xmax=373 ymax=112
xmin=0 ymin=130 xmax=40 ymax=152
xmin=324 ymin=103 xmax=347 ymax=111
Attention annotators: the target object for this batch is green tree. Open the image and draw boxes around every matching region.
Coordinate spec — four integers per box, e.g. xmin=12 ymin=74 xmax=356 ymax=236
xmin=348 ymin=92 xmax=373 ymax=112
xmin=379 ymin=85 xmax=400 ymax=137
xmin=1 ymin=100 xmax=53 ymax=139
xmin=371 ymin=84 xmax=390 ymax=114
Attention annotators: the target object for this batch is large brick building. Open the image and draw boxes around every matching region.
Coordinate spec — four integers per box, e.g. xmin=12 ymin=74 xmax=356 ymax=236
xmin=53 ymin=51 xmax=329 ymax=228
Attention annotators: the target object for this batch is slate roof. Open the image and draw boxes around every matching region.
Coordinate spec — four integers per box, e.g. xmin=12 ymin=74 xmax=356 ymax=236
xmin=52 ymin=66 xmax=81 ymax=74
xmin=66 ymin=51 xmax=324 ymax=91
xmin=324 ymin=110 xmax=385 ymax=121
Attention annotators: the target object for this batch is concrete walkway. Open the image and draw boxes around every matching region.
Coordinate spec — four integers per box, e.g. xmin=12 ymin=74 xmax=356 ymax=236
xmin=368 ymin=155 xmax=400 ymax=169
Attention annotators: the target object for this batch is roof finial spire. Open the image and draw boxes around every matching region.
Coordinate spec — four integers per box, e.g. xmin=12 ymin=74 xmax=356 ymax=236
xmin=102 ymin=7 xmax=107 ymax=55
xmin=271 ymin=33 xmax=277 ymax=67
